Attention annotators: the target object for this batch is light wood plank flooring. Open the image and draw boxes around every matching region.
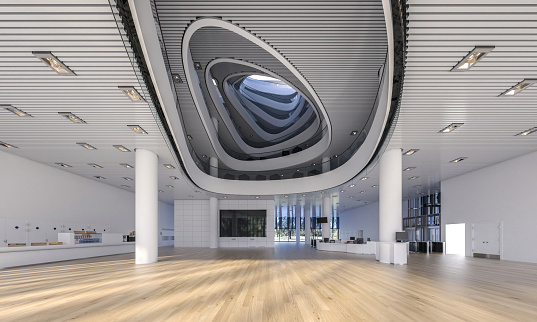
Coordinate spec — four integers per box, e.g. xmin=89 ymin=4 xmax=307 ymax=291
xmin=1 ymin=243 xmax=537 ymax=321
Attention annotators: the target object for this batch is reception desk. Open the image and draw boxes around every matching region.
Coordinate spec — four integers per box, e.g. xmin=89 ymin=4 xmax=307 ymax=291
xmin=316 ymin=241 xmax=376 ymax=255
xmin=376 ymin=242 xmax=408 ymax=265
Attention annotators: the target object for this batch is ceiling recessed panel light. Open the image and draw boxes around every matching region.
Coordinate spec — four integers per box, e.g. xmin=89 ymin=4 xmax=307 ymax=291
xmin=515 ymin=127 xmax=537 ymax=136
xmin=451 ymin=46 xmax=494 ymax=71
xmin=33 ymin=51 xmax=76 ymax=76
xmin=403 ymin=149 xmax=419 ymax=156
xmin=408 ymin=176 xmax=419 ymax=180
xmin=360 ymin=191 xmax=366 ymax=194
xmin=360 ymin=177 xmax=368 ymax=181
xmin=58 ymin=112 xmax=86 ymax=124
xmin=223 ymin=196 xmax=228 ymax=199
xmin=172 ymin=74 xmax=182 ymax=83
xmin=166 ymin=185 xmax=174 ymax=188
xmin=94 ymin=176 xmax=106 ymax=180
xmin=127 ymin=125 xmax=148 ymax=134
xmin=118 ymin=86 xmax=145 ymax=102
xmin=123 ymin=177 xmax=133 ymax=181
xmin=187 ymin=135 xmax=193 ymax=140
xmin=450 ymin=157 xmax=467 ymax=163
xmin=55 ymin=163 xmax=72 ymax=168
xmin=350 ymin=131 xmax=358 ymax=136
xmin=372 ymin=185 xmax=378 ymax=188
xmin=2 ymin=105 xmax=32 ymax=117
xmin=403 ymin=167 xmax=416 ymax=172
xmin=122 ymin=185 xmax=131 ymax=189
xmin=170 ymin=176 xmax=179 ymax=180
xmin=340 ymin=190 xmax=345 ymax=193
xmin=113 ymin=145 xmax=131 ymax=152
xmin=120 ymin=163 xmax=134 ymax=169
xmin=500 ymin=79 xmax=537 ymax=96
xmin=158 ymin=189 xmax=164 ymax=193
xmin=88 ymin=163 xmax=103 ymax=168
xmin=255 ymin=196 xmax=260 ymax=199
xmin=194 ymin=62 xmax=203 ymax=70
xmin=77 ymin=142 xmax=97 ymax=150
xmin=201 ymin=154 xmax=207 ymax=158
xmin=163 ymin=164 xmax=175 ymax=169
xmin=439 ymin=123 xmax=464 ymax=133
xmin=0 ymin=141 xmax=17 ymax=148
xmin=349 ymin=184 xmax=355 ymax=188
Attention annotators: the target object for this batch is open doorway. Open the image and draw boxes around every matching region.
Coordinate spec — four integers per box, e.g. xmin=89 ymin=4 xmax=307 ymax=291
xmin=446 ymin=223 xmax=465 ymax=256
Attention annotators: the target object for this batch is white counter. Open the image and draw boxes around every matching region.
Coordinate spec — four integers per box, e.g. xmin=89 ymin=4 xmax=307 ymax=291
xmin=376 ymin=242 xmax=408 ymax=265
xmin=317 ymin=241 xmax=376 ymax=255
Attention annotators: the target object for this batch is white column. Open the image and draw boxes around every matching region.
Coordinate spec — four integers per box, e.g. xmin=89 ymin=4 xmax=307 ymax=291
xmin=209 ymin=197 xmax=218 ymax=248
xmin=304 ymin=205 xmax=311 ymax=245
xmin=322 ymin=195 xmax=331 ymax=239
xmin=135 ymin=148 xmax=159 ymax=265
xmin=321 ymin=156 xmax=330 ymax=173
xmin=295 ymin=205 xmax=301 ymax=243
xmin=379 ymin=148 xmax=402 ymax=242
xmin=210 ymin=157 xmax=218 ymax=178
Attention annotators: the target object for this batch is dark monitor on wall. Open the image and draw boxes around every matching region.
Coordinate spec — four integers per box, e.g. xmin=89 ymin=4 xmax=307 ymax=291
xmin=317 ymin=217 xmax=328 ymax=224
xmin=350 ymin=237 xmax=355 ymax=240
xmin=396 ymin=231 xmax=408 ymax=242
xmin=323 ymin=237 xmax=329 ymax=243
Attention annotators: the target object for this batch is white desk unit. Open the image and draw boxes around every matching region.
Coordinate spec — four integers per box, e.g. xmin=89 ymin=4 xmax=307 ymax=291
xmin=376 ymin=242 xmax=408 ymax=265
xmin=0 ymin=233 xmax=134 ymax=269
xmin=316 ymin=241 xmax=376 ymax=255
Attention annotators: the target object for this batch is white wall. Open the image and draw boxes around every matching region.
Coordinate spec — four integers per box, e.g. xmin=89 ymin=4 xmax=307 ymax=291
xmin=442 ymin=150 xmax=537 ymax=263
xmin=174 ymin=199 xmax=275 ymax=248
xmin=0 ymin=150 xmax=173 ymax=242
xmin=339 ymin=202 xmax=380 ymax=241
xmin=158 ymin=202 xmax=174 ymax=247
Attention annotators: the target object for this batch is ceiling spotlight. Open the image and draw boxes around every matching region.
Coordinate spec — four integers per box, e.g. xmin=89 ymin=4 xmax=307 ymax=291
xmin=349 ymin=184 xmax=355 ymax=188
xmin=223 ymin=196 xmax=228 ymax=199
xmin=33 ymin=51 xmax=76 ymax=75
xmin=334 ymin=154 xmax=338 ymax=158
xmin=94 ymin=176 xmax=106 ymax=180
xmin=194 ymin=62 xmax=203 ymax=70
xmin=121 ymin=185 xmax=131 ymax=189
xmin=350 ymin=131 xmax=358 ymax=136
xmin=360 ymin=177 xmax=368 ymax=181
xmin=188 ymin=195 xmax=194 ymax=198
xmin=170 ymin=176 xmax=180 ymax=180
xmin=118 ymin=86 xmax=145 ymax=102
xmin=123 ymin=177 xmax=133 ymax=181
xmin=255 ymin=196 xmax=260 ymax=199
xmin=172 ymin=74 xmax=182 ymax=83
xmin=3 ymin=105 xmax=32 ymax=117
xmin=284 ymin=195 xmax=288 ymax=198
xmin=77 ymin=142 xmax=97 ymax=150
xmin=349 ymin=196 xmax=354 ymax=199
xmin=164 ymin=164 xmax=175 ymax=169
xmin=403 ymin=167 xmax=416 ymax=172
xmin=296 ymin=169 xmax=300 ymax=172
xmin=158 ymin=189 xmax=164 ymax=193
xmin=311 ymin=163 xmax=316 ymax=166
xmin=360 ymin=191 xmax=366 ymax=194
xmin=166 ymin=185 xmax=174 ymax=188
xmin=450 ymin=157 xmax=467 ymax=163
xmin=302 ymin=194 xmax=306 ymax=197
xmin=403 ymin=149 xmax=419 ymax=156
xmin=58 ymin=112 xmax=85 ymax=124
xmin=88 ymin=163 xmax=103 ymax=168
xmin=451 ymin=46 xmax=494 ymax=71
xmin=515 ymin=127 xmax=537 ymax=136
xmin=187 ymin=135 xmax=193 ymax=140
xmin=372 ymin=185 xmax=378 ymax=188
xmin=55 ymin=163 xmax=72 ymax=168
xmin=500 ymin=79 xmax=537 ymax=96
xmin=0 ymin=141 xmax=17 ymax=148
xmin=113 ymin=145 xmax=131 ymax=152
xmin=128 ymin=125 xmax=148 ymax=134
xmin=120 ymin=163 xmax=134 ymax=169
xmin=439 ymin=123 xmax=464 ymax=133
xmin=340 ymin=190 xmax=345 ymax=193
xmin=201 ymin=154 xmax=207 ymax=158
xmin=408 ymin=176 xmax=419 ymax=180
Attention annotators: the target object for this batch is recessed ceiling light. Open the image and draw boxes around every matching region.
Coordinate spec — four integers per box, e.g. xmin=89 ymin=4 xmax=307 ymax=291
xmin=439 ymin=123 xmax=464 ymax=133
xmin=451 ymin=46 xmax=494 ymax=71
xmin=123 ymin=177 xmax=133 ymax=181
xmin=88 ymin=163 xmax=103 ymax=168
xmin=94 ymin=176 xmax=106 ymax=180
xmin=166 ymin=185 xmax=174 ymax=188
xmin=350 ymin=131 xmax=358 ymax=136
xmin=170 ymin=176 xmax=179 ymax=180
xmin=58 ymin=112 xmax=86 ymax=124
xmin=120 ymin=163 xmax=134 ymax=169
xmin=187 ymin=135 xmax=193 ymax=140
xmin=403 ymin=149 xmax=419 ymax=156
xmin=0 ymin=141 xmax=17 ymax=148
xmin=280 ymin=174 xmax=284 ymax=177
xmin=403 ymin=167 xmax=416 ymax=171
xmin=334 ymin=154 xmax=338 ymax=158
xmin=450 ymin=157 xmax=467 ymax=163
xmin=188 ymin=195 xmax=194 ymax=198
xmin=302 ymin=194 xmax=306 ymax=197
xmin=408 ymin=176 xmax=419 ymax=180
xmin=172 ymin=74 xmax=182 ymax=83
xmin=372 ymin=185 xmax=378 ymax=188
xmin=164 ymin=164 xmax=175 ymax=169
xmin=55 ymin=163 xmax=72 ymax=168
xmin=515 ymin=127 xmax=537 ymax=136
xmin=296 ymin=169 xmax=300 ymax=172
xmin=201 ymin=154 xmax=207 ymax=158
xmin=127 ymin=125 xmax=148 ymax=134
xmin=360 ymin=177 xmax=368 ymax=181
xmin=349 ymin=184 xmax=355 ymax=188
xmin=360 ymin=191 xmax=366 ymax=194
xmin=349 ymin=196 xmax=354 ymax=199
xmin=121 ymin=185 xmax=131 ymax=188
xmin=500 ymin=79 xmax=537 ymax=96
xmin=33 ymin=51 xmax=76 ymax=76
xmin=118 ymin=86 xmax=145 ymax=102
xmin=158 ymin=189 xmax=164 ymax=192
xmin=284 ymin=195 xmax=288 ymax=198
xmin=77 ymin=142 xmax=97 ymax=150
xmin=2 ymin=105 xmax=32 ymax=117
xmin=194 ymin=62 xmax=203 ymax=70
xmin=340 ymin=190 xmax=345 ymax=193
xmin=311 ymin=163 xmax=316 ymax=166
xmin=223 ymin=196 xmax=228 ymax=199
xmin=255 ymin=196 xmax=260 ymax=199
xmin=113 ymin=145 xmax=131 ymax=152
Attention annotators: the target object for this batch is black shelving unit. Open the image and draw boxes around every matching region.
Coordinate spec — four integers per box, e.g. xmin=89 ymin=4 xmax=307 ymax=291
xmin=403 ymin=192 xmax=442 ymax=253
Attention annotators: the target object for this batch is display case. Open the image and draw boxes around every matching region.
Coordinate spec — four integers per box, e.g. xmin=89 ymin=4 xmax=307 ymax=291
xmin=73 ymin=231 xmax=102 ymax=244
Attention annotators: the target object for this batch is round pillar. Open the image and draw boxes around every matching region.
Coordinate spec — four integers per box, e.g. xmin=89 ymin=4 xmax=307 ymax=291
xmin=379 ymin=148 xmax=403 ymax=242
xmin=209 ymin=197 xmax=218 ymax=248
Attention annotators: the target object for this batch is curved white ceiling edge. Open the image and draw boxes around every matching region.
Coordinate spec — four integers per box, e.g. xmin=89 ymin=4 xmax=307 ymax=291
xmin=129 ymin=0 xmax=394 ymax=195
xmin=183 ymin=21 xmax=331 ymax=171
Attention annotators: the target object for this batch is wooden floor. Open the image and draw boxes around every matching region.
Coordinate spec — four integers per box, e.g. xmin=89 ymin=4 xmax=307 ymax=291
xmin=1 ymin=244 xmax=537 ymax=322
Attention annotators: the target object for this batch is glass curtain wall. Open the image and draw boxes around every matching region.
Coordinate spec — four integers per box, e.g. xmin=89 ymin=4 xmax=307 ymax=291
xmin=274 ymin=203 xmax=338 ymax=242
